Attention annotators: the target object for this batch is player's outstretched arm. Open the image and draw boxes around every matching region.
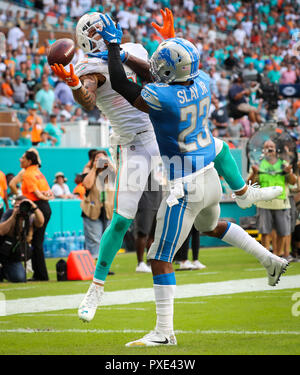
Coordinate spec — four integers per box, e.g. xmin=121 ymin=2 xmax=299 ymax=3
xmin=96 ymin=14 xmax=150 ymax=113
xmin=72 ymin=74 xmax=99 ymax=112
xmin=108 ymin=43 xmax=150 ymax=113
xmin=51 ymin=64 xmax=105 ymax=112
xmin=125 ymin=55 xmax=152 ymax=83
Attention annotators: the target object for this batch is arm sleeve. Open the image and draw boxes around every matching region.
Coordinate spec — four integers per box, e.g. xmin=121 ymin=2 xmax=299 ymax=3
xmin=107 ymin=43 xmax=142 ymax=106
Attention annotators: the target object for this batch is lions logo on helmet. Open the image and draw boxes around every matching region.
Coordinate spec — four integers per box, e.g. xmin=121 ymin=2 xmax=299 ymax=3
xmin=76 ymin=12 xmax=107 ymax=54
xmin=149 ymin=38 xmax=200 ymax=84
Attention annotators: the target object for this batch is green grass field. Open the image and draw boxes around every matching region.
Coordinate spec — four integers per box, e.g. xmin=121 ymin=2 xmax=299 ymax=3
xmin=0 ymin=247 xmax=300 ymax=356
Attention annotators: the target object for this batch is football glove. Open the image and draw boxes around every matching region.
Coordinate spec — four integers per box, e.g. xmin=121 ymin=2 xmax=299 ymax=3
xmin=151 ymin=8 xmax=175 ymax=39
xmin=96 ymin=14 xmax=123 ymax=44
xmin=87 ymin=49 xmax=129 ymax=63
xmin=51 ymin=64 xmax=82 ymax=90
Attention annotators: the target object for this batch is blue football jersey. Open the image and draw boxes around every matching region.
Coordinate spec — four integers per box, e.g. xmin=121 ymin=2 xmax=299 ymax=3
xmin=141 ymin=70 xmax=215 ymax=180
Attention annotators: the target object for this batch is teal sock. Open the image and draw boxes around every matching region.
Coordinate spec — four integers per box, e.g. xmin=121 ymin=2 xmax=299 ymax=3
xmin=94 ymin=212 xmax=132 ymax=283
xmin=214 ymin=141 xmax=246 ymax=191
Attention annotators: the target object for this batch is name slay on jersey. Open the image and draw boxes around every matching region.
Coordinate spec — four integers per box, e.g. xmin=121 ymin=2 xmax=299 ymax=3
xmin=177 ymin=82 xmax=208 ymax=104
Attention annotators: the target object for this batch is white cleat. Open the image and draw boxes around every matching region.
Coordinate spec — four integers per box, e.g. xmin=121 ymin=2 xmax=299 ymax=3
xmin=266 ymin=255 xmax=289 ymax=287
xmin=234 ymin=183 xmax=283 ymax=209
xmin=136 ymin=262 xmax=152 ymax=273
xmin=179 ymin=260 xmax=197 ymax=270
xmin=78 ymin=283 xmax=104 ymax=322
xmin=126 ymin=330 xmax=177 ymax=347
xmin=192 ymin=260 xmax=206 ymax=269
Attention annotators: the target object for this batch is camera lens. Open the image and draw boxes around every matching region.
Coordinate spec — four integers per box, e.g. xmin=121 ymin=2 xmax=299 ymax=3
xmin=19 ymin=201 xmax=33 ymax=215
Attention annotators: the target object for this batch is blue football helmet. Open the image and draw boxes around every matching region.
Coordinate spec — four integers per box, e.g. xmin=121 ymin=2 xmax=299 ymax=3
xmin=149 ymin=38 xmax=200 ymax=83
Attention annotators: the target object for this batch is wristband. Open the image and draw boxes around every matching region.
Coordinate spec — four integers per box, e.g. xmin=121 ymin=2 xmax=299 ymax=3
xmin=70 ymin=81 xmax=82 ymax=91
xmin=123 ymin=52 xmax=129 ymax=63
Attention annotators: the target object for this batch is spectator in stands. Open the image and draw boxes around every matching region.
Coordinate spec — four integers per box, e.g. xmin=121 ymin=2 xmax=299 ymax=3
xmin=7 ymin=24 xmax=24 ymax=51
xmin=31 ymin=55 xmax=44 ymax=76
xmin=16 ymin=61 xmax=28 ymax=79
xmin=217 ymin=71 xmax=230 ymax=101
xmin=35 ymin=80 xmax=55 ymax=116
xmin=145 ymin=33 xmax=160 ymax=57
xmin=242 ymin=62 xmax=258 ymax=82
xmin=54 ymin=79 xmax=75 ymax=106
xmin=4 ymin=51 xmax=16 ymax=77
xmin=51 ymin=172 xmax=74 ymax=199
xmin=71 ymin=107 xmax=85 ymax=121
xmin=44 ymin=114 xmax=66 ymax=146
xmin=210 ymin=96 xmax=230 ymax=137
xmin=224 ymin=50 xmax=239 ymax=72
xmin=18 ymin=120 xmax=32 ymax=147
xmin=1 ymin=72 xmax=14 ymax=106
xmin=228 ymin=75 xmax=261 ymax=129
xmin=24 ymin=69 xmax=38 ymax=102
xmin=20 ymin=149 xmax=53 ymax=281
xmin=26 ymin=102 xmax=43 ymax=146
xmin=248 ymin=140 xmax=297 ymax=259
xmin=38 ymin=131 xmax=55 ymax=147
xmin=12 ymin=73 xmax=29 ymax=108
xmin=70 ymin=0 xmax=84 ymax=21
xmin=280 ymin=64 xmax=297 ymax=85
xmin=0 ymin=170 xmax=9 ymax=219
xmin=73 ymin=173 xmax=86 ymax=200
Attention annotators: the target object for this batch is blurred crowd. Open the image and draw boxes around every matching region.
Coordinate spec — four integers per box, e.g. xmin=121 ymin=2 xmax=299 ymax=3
xmin=0 ymin=0 xmax=299 ymax=146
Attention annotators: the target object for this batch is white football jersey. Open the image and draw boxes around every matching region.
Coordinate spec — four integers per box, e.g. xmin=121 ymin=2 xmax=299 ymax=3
xmin=74 ymin=43 xmax=153 ymax=144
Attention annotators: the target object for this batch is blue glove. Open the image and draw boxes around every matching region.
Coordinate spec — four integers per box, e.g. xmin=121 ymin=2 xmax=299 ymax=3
xmin=96 ymin=14 xmax=123 ymax=44
xmin=87 ymin=49 xmax=128 ymax=62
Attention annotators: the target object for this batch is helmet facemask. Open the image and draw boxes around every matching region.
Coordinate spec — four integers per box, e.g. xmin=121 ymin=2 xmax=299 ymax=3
xmin=76 ymin=13 xmax=107 ymax=54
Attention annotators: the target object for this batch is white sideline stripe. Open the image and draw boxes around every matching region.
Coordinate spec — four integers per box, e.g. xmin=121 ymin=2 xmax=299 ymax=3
xmin=2 ymin=275 xmax=300 ymax=316
xmin=0 ymin=328 xmax=299 ymax=335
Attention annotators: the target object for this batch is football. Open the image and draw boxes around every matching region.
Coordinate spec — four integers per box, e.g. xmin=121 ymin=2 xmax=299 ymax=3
xmin=47 ymin=38 xmax=75 ymax=67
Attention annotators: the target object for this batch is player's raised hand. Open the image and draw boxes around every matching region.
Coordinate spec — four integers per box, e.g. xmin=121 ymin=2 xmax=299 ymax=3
xmin=96 ymin=14 xmax=123 ymax=44
xmin=87 ymin=49 xmax=128 ymax=62
xmin=51 ymin=63 xmax=81 ymax=89
xmin=151 ymin=8 xmax=175 ymax=39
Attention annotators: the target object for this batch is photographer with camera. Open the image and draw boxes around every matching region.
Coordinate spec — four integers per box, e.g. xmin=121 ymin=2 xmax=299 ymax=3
xmin=0 ymin=196 xmax=44 ymax=282
xmin=20 ymin=150 xmax=53 ymax=281
xmin=248 ymin=140 xmax=297 ymax=257
xmin=81 ymin=150 xmax=115 ymax=260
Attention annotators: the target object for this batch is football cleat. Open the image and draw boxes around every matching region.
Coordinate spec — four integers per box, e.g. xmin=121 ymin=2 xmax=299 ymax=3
xmin=136 ymin=262 xmax=152 ymax=273
xmin=78 ymin=283 xmax=104 ymax=322
xmin=179 ymin=260 xmax=197 ymax=270
xmin=192 ymin=260 xmax=207 ymax=269
xmin=266 ymin=255 xmax=289 ymax=287
xmin=233 ymin=183 xmax=283 ymax=209
xmin=125 ymin=330 xmax=177 ymax=347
